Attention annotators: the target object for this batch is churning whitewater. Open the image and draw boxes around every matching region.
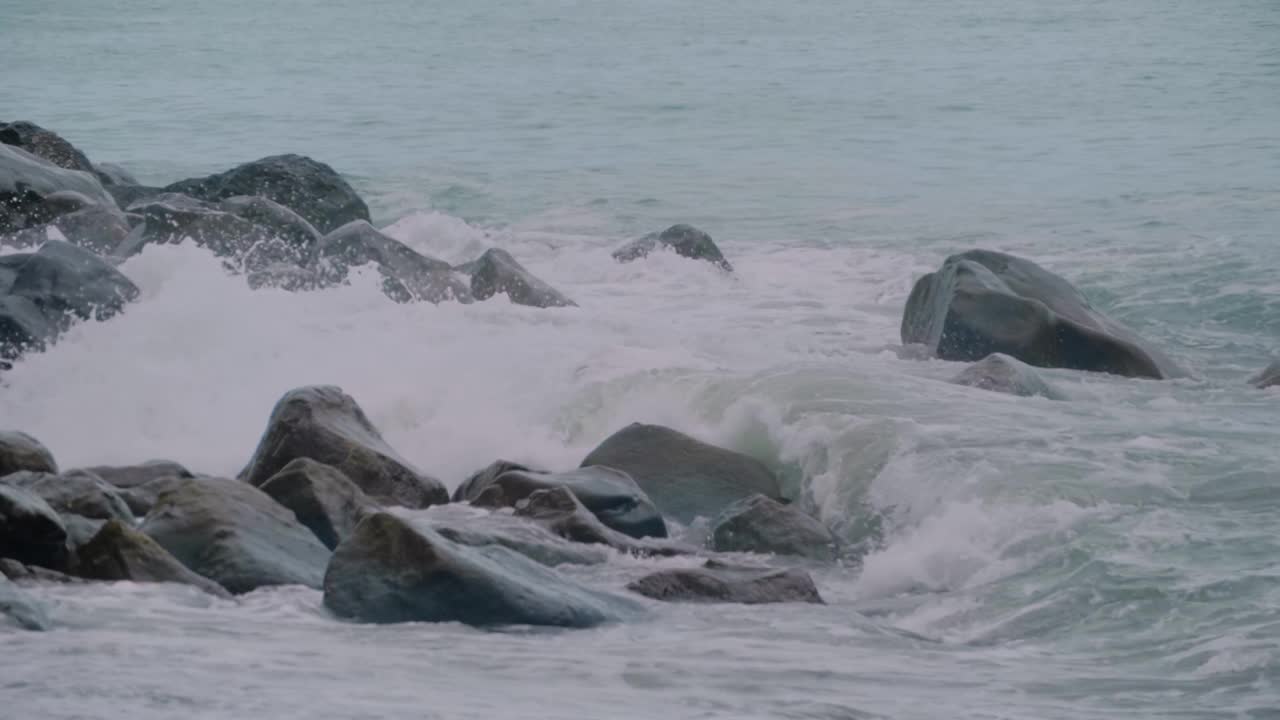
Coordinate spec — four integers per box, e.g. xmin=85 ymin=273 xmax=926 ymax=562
xmin=3 ymin=0 xmax=1279 ymax=718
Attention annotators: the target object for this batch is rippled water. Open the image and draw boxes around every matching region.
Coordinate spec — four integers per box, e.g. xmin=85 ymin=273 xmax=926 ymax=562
xmin=2 ymin=0 xmax=1279 ymax=718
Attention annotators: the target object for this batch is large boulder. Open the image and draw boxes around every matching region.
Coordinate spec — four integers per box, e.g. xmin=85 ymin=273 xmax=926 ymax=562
xmin=323 ymin=511 xmax=637 ymax=627
xmin=458 ymin=464 xmax=666 ymax=539
xmin=949 ymin=353 xmax=1066 ymax=399
xmin=0 ymin=470 xmax=132 ymax=521
xmin=0 ymin=431 xmax=57 ymax=476
xmin=0 ymin=121 xmax=95 ymax=174
xmin=460 ymin=248 xmax=576 ymax=308
xmin=901 ymin=250 xmax=1182 ymax=379
xmin=75 ymin=519 xmax=230 ymax=597
xmin=119 ymin=192 xmax=271 ymax=261
xmin=1250 ymin=361 xmax=1279 ymax=389
xmin=259 ymin=458 xmax=378 ymax=550
xmin=580 ymin=423 xmax=782 ymax=524
xmin=163 ymin=154 xmax=369 ymax=234
xmin=241 ymin=385 xmax=448 ymax=508
xmin=710 ymin=494 xmax=838 ymax=561
xmin=513 ymin=487 xmax=686 ymax=558
xmin=0 ymin=483 xmax=67 ymax=568
xmin=626 ymin=560 xmax=824 ymax=605
xmin=315 ymin=220 xmax=471 ymax=304
xmin=1 ymin=239 xmax=138 ymax=322
xmin=0 ymin=144 xmax=115 ymax=234
xmin=140 ymin=478 xmax=330 ymax=594
xmin=0 ymin=575 xmax=50 ymax=630
xmin=421 ymin=503 xmax=609 ymax=567
xmin=612 ymin=224 xmax=733 ymax=271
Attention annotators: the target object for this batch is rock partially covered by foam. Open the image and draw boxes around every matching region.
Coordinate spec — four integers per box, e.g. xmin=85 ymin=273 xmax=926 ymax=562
xmin=513 ymin=487 xmax=686 ymax=557
xmin=1 ymin=145 xmax=116 ymax=234
xmin=950 ymin=353 xmax=1066 ymax=399
xmin=164 ymin=154 xmax=369 ymax=234
xmin=0 ymin=575 xmax=50 ymax=630
xmin=710 ymin=494 xmax=839 ymax=561
xmin=613 ymin=224 xmax=733 ymax=271
xmin=902 ymin=250 xmax=1183 ymax=379
xmin=0 ymin=431 xmax=57 ymax=477
xmin=458 ymin=248 xmax=576 ymax=308
xmin=241 ymin=386 xmax=448 ymax=509
xmin=324 ymin=511 xmax=638 ymax=627
xmin=75 ymin=519 xmax=231 ymax=597
xmin=580 ymin=423 xmax=781 ymax=524
xmin=315 ymin=220 xmax=472 ymax=304
xmin=627 ymin=560 xmax=824 ymax=605
xmin=457 ymin=463 xmax=666 ymax=539
xmin=141 ymin=478 xmax=331 ymax=594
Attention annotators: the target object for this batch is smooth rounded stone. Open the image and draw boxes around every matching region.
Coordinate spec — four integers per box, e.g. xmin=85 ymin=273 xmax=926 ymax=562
xmin=1249 ymin=360 xmax=1279 ymax=389
xmin=0 ymin=240 xmax=139 ymax=322
xmin=901 ymin=249 xmax=1184 ymax=379
xmin=1 ymin=144 xmax=116 ymax=234
xmin=462 ymin=248 xmax=576 ymax=308
xmin=241 ymin=385 xmax=448 ymax=508
xmin=120 ymin=192 xmax=272 ymax=261
xmin=80 ymin=460 xmax=194 ymax=491
xmin=49 ymin=205 xmax=133 ymax=254
xmin=612 ymin=224 xmax=733 ymax=271
xmin=514 ymin=487 xmax=687 ymax=558
xmin=710 ymin=494 xmax=838 ymax=561
xmin=315 ymin=220 xmax=472 ymax=304
xmin=0 ymin=483 xmax=67 ymax=568
xmin=461 ymin=465 xmax=667 ymax=540
xmin=141 ymin=477 xmax=331 ymax=594
xmin=0 ymin=470 xmax=132 ymax=521
xmin=0 ymin=431 xmax=57 ymax=476
xmin=626 ymin=560 xmax=824 ymax=605
xmin=163 ymin=154 xmax=369 ymax=234
xmin=0 ymin=558 xmax=81 ymax=584
xmin=950 ymin=353 xmax=1067 ymax=400
xmin=93 ymin=162 xmax=138 ymax=187
xmin=0 ymin=121 xmax=95 ymax=174
xmin=452 ymin=460 xmax=538 ymax=503
xmin=422 ymin=504 xmax=609 ymax=566
xmin=75 ymin=519 xmax=231 ymax=598
xmin=0 ymin=575 xmax=50 ymax=630
xmin=259 ymin=458 xmax=379 ymax=550
xmin=580 ymin=423 xmax=782 ymax=524
xmin=323 ymin=511 xmax=638 ymax=627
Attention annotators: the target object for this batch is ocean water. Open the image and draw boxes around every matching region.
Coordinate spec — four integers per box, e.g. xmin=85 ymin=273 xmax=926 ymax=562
xmin=2 ymin=0 xmax=1279 ymax=718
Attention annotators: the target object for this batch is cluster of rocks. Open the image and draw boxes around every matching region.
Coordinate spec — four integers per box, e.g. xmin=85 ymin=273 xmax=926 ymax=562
xmin=1 ymin=120 xmax=733 ymax=366
xmin=1 ymin=385 xmax=837 ymax=632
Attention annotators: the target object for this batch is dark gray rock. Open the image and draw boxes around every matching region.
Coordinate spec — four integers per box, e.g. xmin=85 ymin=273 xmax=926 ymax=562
xmin=1 ymin=144 xmax=116 ymax=234
xmin=117 ymin=475 xmax=194 ymax=517
xmin=0 ymin=575 xmax=50 ymax=630
xmin=0 ymin=470 xmax=132 ymax=521
xmin=140 ymin=478 xmax=331 ymax=594
xmin=163 ymin=154 xmax=369 ymax=234
xmin=0 ymin=431 xmax=57 ymax=476
xmin=453 ymin=460 xmax=538 ymax=503
xmin=49 ymin=204 xmax=132 ymax=254
xmin=627 ymin=560 xmax=824 ymax=604
xmin=462 ymin=248 xmax=576 ymax=308
xmin=75 ymin=519 xmax=230 ymax=597
xmin=315 ymin=220 xmax=472 ymax=304
xmin=93 ymin=163 xmax=138 ymax=187
xmin=0 ymin=240 xmax=138 ymax=324
xmin=259 ymin=458 xmax=378 ymax=550
xmin=80 ymin=460 xmax=194 ymax=491
xmin=0 ymin=121 xmax=95 ymax=174
xmin=950 ymin=352 xmax=1066 ymax=399
xmin=710 ymin=494 xmax=838 ymax=561
xmin=459 ymin=465 xmax=667 ymax=539
xmin=40 ymin=189 xmax=100 ymax=217
xmin=901 ymin=250 xmax=1183 ymax=379
xmin=1250 ymin=361 xmax=1279 ymax=389
xmin=514 ymin=487 xmax=686 ymax=557
xmin=119 ymin=192 xmax=271 ymax=262
xmin=612 ymin=224 xmax=733 ymax=271
xmin=61 ymin=514 xmax=105 ymax=550
xmin=104 ymin=184 xmax=163 ymax=209
xmin=0 ymin=296 xmax=53 ymax=362
xmin=0 ymin=558 xmax=80 ymax=584
xmin=580 ymin=423 xmax=782 ymax=524
xmin=422 ymin=503 xmax=609 ymax=566
xmin=219 ymin=195 xmax=321 ymax=249
xmin=323 ymin=511 xmax=638 ymax=627
xmin=0 ymin=483 xmax=67 ymax=568
xmin=241 ymin=385 xmax=448 ymax=508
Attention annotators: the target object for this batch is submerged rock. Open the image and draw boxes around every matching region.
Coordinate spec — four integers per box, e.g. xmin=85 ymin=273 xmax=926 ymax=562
xmin=1 ymin=145 xmax=115 ymax=234
xmin=901 ymin=250 xmax=1182 ymax=379
xmin=627 ymin=560 xmax=824 ymax=605
xmin=0 ymin=431 xmax=57 ymax=477
xmin=75 ymin=519 xmax=231 ymax=597
xmin=241 ymin=385 xmax=448 ymax=508
xmin=514 ymin=487 xmax=686 ymax=557
xmin=612 ymin=224 xmax=733 ymax=271
xmin=259 ymin=458 xmax=378 ymax=550
xmin=141 ymin=478 xmax=331 ymax=594
xmin=0 ymin=470 xmax=132 ymax=521
xmin=462 ymin=248 xmax=576 ymax=308
xmin=950 ymin=352 xmax=1066 ymax=399
xmin=710 ymin=494 xmax=838 ymax=561
xmin=315 ymin=220 xmax=471 ymax=304
xmin=323 ymin=511 xmax=637 ymax=627
xmin=0 ymin=483 xmax=67 ymax=569
xmin=1250 ymin=361 xmax=1279 ymax=389
xmin=0 ymin=574 xmax=50 ymax=630
xmin=580 ymin=423 xmax=782 ymax=524
xmin=164 ymin=154 xmax=369 ymax=234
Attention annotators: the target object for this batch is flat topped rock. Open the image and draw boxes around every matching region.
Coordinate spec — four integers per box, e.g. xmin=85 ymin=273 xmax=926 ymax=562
xmin=0 ymin=431 xmax=57 ymax=476
xmin=627 ymin=560 xmax=824 ymax=605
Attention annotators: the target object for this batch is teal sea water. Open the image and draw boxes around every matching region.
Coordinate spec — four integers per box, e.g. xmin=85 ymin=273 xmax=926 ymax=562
xmin=2 ymin=1 xmax=1278 ymax=718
